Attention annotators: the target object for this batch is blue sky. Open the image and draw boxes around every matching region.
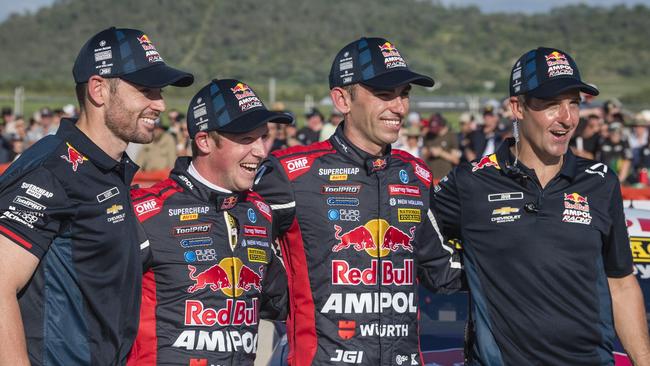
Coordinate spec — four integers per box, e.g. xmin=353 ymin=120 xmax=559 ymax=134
xmin=1 ymin=0 xmax=650 ymax=21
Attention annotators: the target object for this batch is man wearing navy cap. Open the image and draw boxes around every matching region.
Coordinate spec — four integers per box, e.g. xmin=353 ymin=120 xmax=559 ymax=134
xmin=434 ymin=47 xmax=650 ymax=365
xmin=254 ymin=37 xmax=462 ymax=366
xmin=0 ymin=27 xmax=193 ymax=365
xmin=128 ymin=79 xmax=291 ymax=366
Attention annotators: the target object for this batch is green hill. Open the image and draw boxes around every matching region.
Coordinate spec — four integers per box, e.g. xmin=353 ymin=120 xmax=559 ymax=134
xmin=1 ymin=0 xmax=649 ymax=105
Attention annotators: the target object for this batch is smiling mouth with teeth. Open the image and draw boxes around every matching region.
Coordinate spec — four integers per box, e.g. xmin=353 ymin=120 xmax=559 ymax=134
xmin=240 ymin=163 xmax=258 ymax=172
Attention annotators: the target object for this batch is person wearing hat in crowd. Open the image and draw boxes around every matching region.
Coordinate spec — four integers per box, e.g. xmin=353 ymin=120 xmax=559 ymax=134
xmin=422 ymin=113 xmax=460 ymax=179
xmin=0 ymin=27 xmax=193 ymax=365
xmin=464 ymin=105 xmax=501 ymax=162
xmin=319 ymin=108 xmax=344 ymax=142
xmin=434 ymin=47 xmax=650 ymax=365
xmin=254 ymin=37 xmax=462 ymax=366
xmin=597 ymin=121 xmax=633 ymax=184
xmin=135 ymin=118 xmax=177 ymax=171
xmin=127 ymin=79 xmax=290 ymax=366
xmin=296 ymin=107 xmax=324 ymax=146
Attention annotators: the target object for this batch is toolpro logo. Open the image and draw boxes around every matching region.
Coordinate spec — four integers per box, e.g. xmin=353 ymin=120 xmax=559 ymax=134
xmin=332 ymin=219 xmax=415 ymax=256
xmin=230 ymin=83 xmax=255 ymax=100
xmin=471 ymin=154 xmax=500 ymax=172
xmin=187 ymin=258 xmax=263 ymax=297
xmin=60 ymin=142 xmax=87 ymax=171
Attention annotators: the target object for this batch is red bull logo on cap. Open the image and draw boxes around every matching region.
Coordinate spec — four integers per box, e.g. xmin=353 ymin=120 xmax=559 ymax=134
xmin=187 ymin=257 xmax=263 ymax=297
xmin=378 ymin=41 xmax=406 ymax=69
xmin=545 ymin=51 xmax=567 ymax=64
xmin=60 ymin=142 xmax=88 ymax=172
xmin=230 ymin=83 xmax=255 ymax=100
xmin=137 ymin=34 xmax=152 ymax=44
xmin=471 ymin=154 xmax=500 ymax=173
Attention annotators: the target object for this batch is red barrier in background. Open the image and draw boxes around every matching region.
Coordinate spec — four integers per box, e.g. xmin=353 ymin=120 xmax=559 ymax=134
xmin=1 ymin=162 xmax=650 ymax=197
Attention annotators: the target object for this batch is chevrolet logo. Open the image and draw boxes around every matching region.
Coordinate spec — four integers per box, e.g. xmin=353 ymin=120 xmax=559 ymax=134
xmin=492 ymin=207 xmax=519 ymax=216
xmin=106 ymin=204 xmax=123 ymax=215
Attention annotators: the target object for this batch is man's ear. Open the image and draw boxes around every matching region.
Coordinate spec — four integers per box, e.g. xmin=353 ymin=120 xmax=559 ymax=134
xmin=330 ymin=87 xmax=352 ymax=115
xmin=87 ymin=75 xmax=112 ymax=108
xmin=509 ymin=96 xmax=525 ymax=120
xmin=193 ymin=131 xmax=212 ymax=155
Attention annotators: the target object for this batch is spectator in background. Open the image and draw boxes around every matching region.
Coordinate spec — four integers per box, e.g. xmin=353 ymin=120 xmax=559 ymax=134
xmin=319 ymin=108 xmax=343 ymax=141
xmin=135 ymin=119 xmax=177 ymax=171
xmin=457 ymin=112 xmax=475 ymax=163
xmin=422 ymin=114 xmax=460 ymax=179
xmin=571 ymin=114 xmax=602 ymax=159
xmin=25 ymin=107 xmax=58 ymax=147
xmin=465 ymin=106 xmax=501 ymax=161
xmin=401 ymin=125 xmax=422 ymax=157
xmin=603 ymin=99 xmax=623 ymax=124
xmin=598 ymin=122 xmax=632 ymax=183
xmin=62 ymin=104 xmax=77 ymax=118
xmin=296 ymin=107 xmax=323 ymax=145
xmin=627 ymin=118 xmax=649 ymax=170
xmin=1 ymin=107 xmax=13 ymax=126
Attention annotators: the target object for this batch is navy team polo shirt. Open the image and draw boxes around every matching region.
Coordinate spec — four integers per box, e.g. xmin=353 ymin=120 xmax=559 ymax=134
xmin=434 ymin=138 xmax=633 ymax=365
xmin=0 ymin=118 xmax=144 ymax=365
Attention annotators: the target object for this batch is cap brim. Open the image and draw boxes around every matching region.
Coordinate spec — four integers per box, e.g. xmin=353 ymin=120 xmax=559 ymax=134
xmin=217 ymin=109 xmax=294 ymax=134
xmin=120 ymin=64 xmax=194 ymax=88
xmin=527 ymin=78 xmax=599 ymax=99
xmin=362 ymin=70 xmax=434 ymax=90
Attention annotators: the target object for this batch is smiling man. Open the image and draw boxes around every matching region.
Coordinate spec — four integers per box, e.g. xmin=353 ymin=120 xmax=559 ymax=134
xmin=0 ymin=27 xmax=193 ymax=366
xmin=128 ymin=79 xmax=291 ymax=366
xmin=434 ymin=47 xmax=650 ymax=365
xmin=254 ymin=37 xmax=462 ymax=366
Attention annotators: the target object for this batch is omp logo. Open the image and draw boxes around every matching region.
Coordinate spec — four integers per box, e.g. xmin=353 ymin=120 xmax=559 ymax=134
xmin=286 ymin=157 xmax=309 ymax=173
xmin=134 ymin=199 xmax=157 ymax=215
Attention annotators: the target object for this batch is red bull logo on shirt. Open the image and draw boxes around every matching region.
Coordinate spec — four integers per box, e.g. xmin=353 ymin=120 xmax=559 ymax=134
xmin=471 ymin=154 xmax=500 ymax=172
xmin=332 ymin=219 xmax=416 ymax=257
xmin=60 ymin=142 xmax=88 ymax=172
xmin=562 ymin=192 xmax=591 ymax=225
xmin=187 ymin=257 xmax=263 ymax=297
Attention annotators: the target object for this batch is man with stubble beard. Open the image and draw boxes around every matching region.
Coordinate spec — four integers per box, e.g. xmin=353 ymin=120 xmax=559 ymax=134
xmin=0 ymin=27 xmax=193 ymax=365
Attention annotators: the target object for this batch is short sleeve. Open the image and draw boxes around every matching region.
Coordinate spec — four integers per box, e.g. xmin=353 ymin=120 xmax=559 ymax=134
xmin=0 ymin=167 xmax=69 ymax=259
xmin=603 ymin=179 xmax=634 ymax=277
xmin=432 ymin=167 xmax=463 ymax=240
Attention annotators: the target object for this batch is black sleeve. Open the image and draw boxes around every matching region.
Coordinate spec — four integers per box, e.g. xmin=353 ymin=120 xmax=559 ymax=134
xmin=432 ymin=168 xmax=463 ymax=240
xmin=0 ymin=167 xmax=69 ymax=259
xmin=254 ymin=156 xmax=296 ymax=239
xmin=259 ymin=244 xmax=288 ymax=321
xmin=137 ymin=220 xmax=154 ymax=272
xmin=603 ymin=178 xmax=634 ymax=277
xmin=416 ymin=195 xmax=463 ymax=294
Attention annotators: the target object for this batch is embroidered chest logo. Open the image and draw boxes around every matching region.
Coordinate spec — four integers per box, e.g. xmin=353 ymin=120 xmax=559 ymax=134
xmin=60 ymin=143 xmax=88 ymax=172
xmin=562 ymin=192 xmax=592 ymax=225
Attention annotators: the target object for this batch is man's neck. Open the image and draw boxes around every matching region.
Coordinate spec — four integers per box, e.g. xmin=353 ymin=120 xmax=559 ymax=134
xmin=343 ymin=124 xmax=386 ymax=157
xmin=75 ymin=112 xmax=126 ymax=161
xmin=512 ymin=143 xmax=563 ymax=188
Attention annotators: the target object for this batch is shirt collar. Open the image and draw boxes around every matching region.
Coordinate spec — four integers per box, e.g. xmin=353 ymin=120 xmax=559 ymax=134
xmin=496 ymin=137 xmax=578 ymax=181
xmin=56 ymin=118 xmax=138 ymax=183
xmin=330 ymin=123 xmax=391 ymax=174
xmin=171 ymin=157 xmax=244 ymax=210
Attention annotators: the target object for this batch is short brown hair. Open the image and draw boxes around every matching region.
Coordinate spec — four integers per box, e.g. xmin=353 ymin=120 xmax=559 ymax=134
xmin=342 ymin=84 xmax=357 ymax=101
xmin=75 ymin=78 xmax=119 ymax=111
xmin=191 ymin=130 xmax=221 ymax=158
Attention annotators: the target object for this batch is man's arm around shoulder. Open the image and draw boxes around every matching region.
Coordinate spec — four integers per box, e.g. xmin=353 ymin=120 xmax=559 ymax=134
xmin=0 ymin=237 xmax=39 ymax=366
xmin=609 ymin=274 xmax=650 ymax=366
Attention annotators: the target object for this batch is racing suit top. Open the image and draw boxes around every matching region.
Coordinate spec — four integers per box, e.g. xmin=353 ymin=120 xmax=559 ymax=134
xmin=128 ymin=157 xmax=287 ymax=366
xmin=0 ymin=118 xmax=144 ymax=365
xmin=254 ymin=124 xmax=463 ymax=366
xmin=433 ymin=138 xmax=634 ymax=366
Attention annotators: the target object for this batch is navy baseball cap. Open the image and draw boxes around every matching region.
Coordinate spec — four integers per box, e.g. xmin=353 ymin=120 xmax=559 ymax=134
xmin=509 ymin=47 xmax=598 ymax=98
xmin=329 ymin=37 xmax=434 ymax=90
xmin=186 ymin=79 xmax=294 ymax=137
xmin=73 ymin=27 xmax=194 ymax=88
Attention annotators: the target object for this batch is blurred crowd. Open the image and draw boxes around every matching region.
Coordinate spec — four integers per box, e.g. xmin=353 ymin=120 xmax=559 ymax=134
xmin=3 ymin=92 xmax=650 ymax=186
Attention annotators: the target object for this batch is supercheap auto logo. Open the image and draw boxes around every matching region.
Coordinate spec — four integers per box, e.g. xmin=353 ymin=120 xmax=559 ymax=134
xmin=332 ymin=219 xmax=415 ymax=257
xmin=187 ymin=257 xmax=263 ymax=297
